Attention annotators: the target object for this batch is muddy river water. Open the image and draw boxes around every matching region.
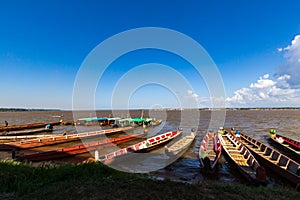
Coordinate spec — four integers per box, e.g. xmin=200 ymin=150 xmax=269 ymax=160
xmin=1 ymin=109 xmax=299 ymax=187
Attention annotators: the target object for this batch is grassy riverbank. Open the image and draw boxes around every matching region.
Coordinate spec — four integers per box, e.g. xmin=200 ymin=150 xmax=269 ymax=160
xmin=0 ymin=160 xmax=299 ymax=200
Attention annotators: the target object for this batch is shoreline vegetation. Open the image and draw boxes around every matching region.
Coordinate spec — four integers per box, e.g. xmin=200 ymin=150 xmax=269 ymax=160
xmin=0 ymin=108 xmax=61 ymax=112
xmin=0 ymin=107 xmax=300 ymax=112
xmin=0 ymin=160 xmax=299 ymax=200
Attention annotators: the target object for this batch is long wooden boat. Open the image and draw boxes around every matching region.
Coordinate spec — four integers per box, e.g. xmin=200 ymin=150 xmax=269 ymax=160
xmin=0 ymin=121 xmax=61 ymax=132
xmin=16 ymin=132 xmax=146 ymax=162
xmin=150 ymin=119 xmax=162 ymax=127
xmin=99 ymin=130 xmax=182 ymax=164
xmin=111 ymin=118 xmax=132 ymax=128
xmin=134 ymin=130 xmax=182 ymax=153
xmin=112 ymin=118 xmax=162 ymax=128
xmin=0 ymin=127 xmax=53 ymax=136
xmin=239 ymin=132 xmax=300 ymax=186
xmin=0 ymin=127 xmax=133 ymax=150
xmin=130 ymin=118 xmax=153 ymax=126
xmin=219 ymin=133 xmax=267 ymax=185
xmin=165 ymin=131 xmax=196 ymax=157
xmin=75 ymin=117 xmax=108 ymax=126
xmin=199 ymin=130 xmax=222 ymax=173
xmin=0 ymin=134 xmax=52 ymax=141
xmin=269 ymin=132 xmax=300 ymax=163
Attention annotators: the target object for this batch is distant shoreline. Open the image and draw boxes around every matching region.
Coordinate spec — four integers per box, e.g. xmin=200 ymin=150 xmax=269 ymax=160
xmin=0 ymin=108 xmax=61 ymax=112
xmin=1 ymin=107 xmax=300 ymax=112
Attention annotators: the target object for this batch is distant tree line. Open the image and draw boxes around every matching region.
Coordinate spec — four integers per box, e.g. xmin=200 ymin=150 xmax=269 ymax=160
xmin=0 ymin=108 xmax=61 ymax=112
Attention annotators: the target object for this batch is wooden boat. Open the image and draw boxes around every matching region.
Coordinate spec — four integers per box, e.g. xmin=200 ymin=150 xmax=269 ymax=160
xmin=0 ymin=134 xmax=52 ymax=141
xmin=150 ymin=119 xmax=162 ymax=126
xmin=107 ymin=118 xmax=122 ymax=126
xmin=16 ymin=132 xmax=146 ymax=162
xmin=111 ymin=118 xmax=132 ymax=128
xmin=199 ymin=130 xmax=222 ymax=173
xmin=0 ymin=127 xmax=133 ymax=150
xmin=75 ymin=117 xmax=108 ymax=126
xmin=130 ymin=118 xmax=153 ymax=126
xmin=112 ymin=118 xmax=162 ymax=128
xmin=219 ymin=133 xmax=267 ymax=185
xmin=269 ymin=132 xmax=300 ymax=163
xmin=99 ymin=130 xmax=182 ymax=164
xmin=0 ymin=121 xmax=61 ymax=132
xmin=239 ymin=132 xmax=300 ymax=186
xmin=0 ymin=127 xmax=53 ymax=136
xmin=165 ymin=130 xmax=196 ymax=157
xmin=134 ymin=130 xmax=182 ymax=153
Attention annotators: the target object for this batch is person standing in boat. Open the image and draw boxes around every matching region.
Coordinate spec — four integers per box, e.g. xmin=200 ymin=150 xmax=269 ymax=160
xmin=218 ymin=127 xmax=227 ymax=135
xmin=269 ymin=129 xmax=276 ymax=139
xmin=230 ymin=127 xmax=240 ymax=138
xmin=208 ymin=128 xmax=214 ymax=138
xmin=4 ymin=121 xmax=8 ymax=127
xmin=45 ymin=124 xmax=53 ymax=130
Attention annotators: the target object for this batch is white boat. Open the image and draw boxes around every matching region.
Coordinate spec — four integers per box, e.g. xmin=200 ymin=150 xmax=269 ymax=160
xmin=165 ymin=130 xmax=196 ymax=157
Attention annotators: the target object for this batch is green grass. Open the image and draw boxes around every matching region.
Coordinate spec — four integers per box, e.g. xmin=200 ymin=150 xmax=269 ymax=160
xmin=0 ymin=160 xmax=299 ymax=200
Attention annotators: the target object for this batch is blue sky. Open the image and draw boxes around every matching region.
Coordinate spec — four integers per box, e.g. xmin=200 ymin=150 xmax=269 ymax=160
xmin=1 ymin=0 xmax=300 ymax=109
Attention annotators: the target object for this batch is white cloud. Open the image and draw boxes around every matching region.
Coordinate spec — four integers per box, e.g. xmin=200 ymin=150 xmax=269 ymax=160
xmin=227 ymin=35 xmax=300 ymax=107
xmin=249 ymin=74 xmax=275 ymax=89
xmin=187 ymin=90 xmax=198 ymax=98
xmin=263 ymin=74 xmax=269 ymax=79
xmin=226 ymin=73 xmax=300 ymax=107
xmin=276 ymin=34 xmax=300 ymax=88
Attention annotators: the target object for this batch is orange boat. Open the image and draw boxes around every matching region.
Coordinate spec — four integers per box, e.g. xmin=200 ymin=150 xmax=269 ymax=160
xmin=0 ymin=127 xmax=133 ymax=150
xmin=0 ymin=127 xmax=53 ymax=136
xmin=16 ymin=131 xmax=146 ymax=162
xmin=0 ymin=121 xmax=61 ymax=132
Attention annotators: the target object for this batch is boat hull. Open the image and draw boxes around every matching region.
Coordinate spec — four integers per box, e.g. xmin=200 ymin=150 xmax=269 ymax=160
xmin=268 ymin=133 xmax=300 ymax=163
xmin=165 ymin=132 xmax=196 ymax=157
xmin=240 ymin=133 xmax=300 ymax=186
xmin=99 ymin=130 xmax=182 ymax=164
xmin=0 ymin=127 xmax=133 ymax=150
xmin=199 ymin=132 xmax=222 ymax=173
xmin=0 ymin=127 xmax=52 ymax=136
xmin=219 ymin=133 xmax=267 ymax=185
xmin=0 ymin=121 xmax=61 ymax=132
xmin=16 ymin=132 xmax=145 ymax=161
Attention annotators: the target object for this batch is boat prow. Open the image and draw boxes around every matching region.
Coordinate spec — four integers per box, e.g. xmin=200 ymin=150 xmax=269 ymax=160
xmin=165 ymin=130 xmax=196 ymax=157
xmin=199 ymin=130 xmax=222 ymax=173
xmin=219 ymin=132 xmax=267 ymax=185
xmin=269 ymin=132 xmax=300 ymax=163
xmin=240 ymin=132 xmax=300 ymax=186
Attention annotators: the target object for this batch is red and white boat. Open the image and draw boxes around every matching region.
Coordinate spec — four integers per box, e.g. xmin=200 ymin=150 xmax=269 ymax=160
xmin=99 ymin=129 xmax=182 ymax=164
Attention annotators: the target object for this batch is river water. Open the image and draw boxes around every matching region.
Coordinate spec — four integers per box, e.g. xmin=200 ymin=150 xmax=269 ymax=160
xmin=0 ymin=109 xmax=299 ymax=186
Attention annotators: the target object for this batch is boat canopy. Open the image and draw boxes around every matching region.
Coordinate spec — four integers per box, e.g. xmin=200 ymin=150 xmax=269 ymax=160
xmin=107 ymin=118 xmax=121 ymax=121
xmin=118 ymin=118 xmax=132 ymax=123
xmin=130 ymin=118 xmax=153 ymax=123
xmin=77 ymin=117 xmax=107 ymax=122
xmin=130 ymin=118 xmax=147 ymax=123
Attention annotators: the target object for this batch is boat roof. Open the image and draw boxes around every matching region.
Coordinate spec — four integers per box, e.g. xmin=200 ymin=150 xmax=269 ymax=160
xmin=107 ymin=118 xmax=121 ymax=121
xmin=118 ymin=118 xmax=132 ymax=122
xmin=77 ymin=117 xmax=107 ymax=122
xmin=130 ymin=118 xmax=147 ymax=123
xmin=130 ymin=118 xmax=153 ymax=123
